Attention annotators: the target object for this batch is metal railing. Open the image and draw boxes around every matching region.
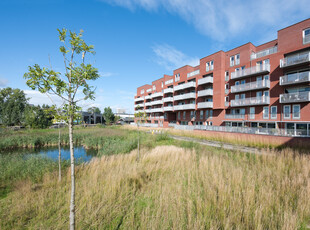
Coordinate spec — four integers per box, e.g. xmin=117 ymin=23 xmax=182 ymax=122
xmin=279 ymin=91 xmax=310 ymax=103
xmin=163 ymin=106 xmax=174 ymax=111
xmin=197 ymin=102 xmax=213 ymax=109
xmin=174 ymin=104 xmax=196 ymax=110
xmin=198 ymin=76 xmax=213 ymax=85
xmin=174 ymin=82 xmax=196 ymax=91
xmin=151 ymin=92 xmax=163 ymax=98
xmin=279 ymin=71 xmax=310 ymax=85
xmin=231 ymin=64 xmax=270 ymax=79
xmin=231 ymin=79 xmax=270 ymax=93
xmin=163 ymin=88 xmax=174 ymax=94
xmin=197 ymin=89 xmax=213 ymax=97
xmin=150 ymin=108 xmax=164 ymax=113
xmin=187 ymin=69 xmax=200 ymax=78
xmin=163 ymin=97 xmax=174 ymax=102
xmin=174 ymin=92 xmax=196 ymax=101
xmin=251 ymin=46 xmax=277 ymax=60
xmin=231 ymin=96 xmax=270 ymax=107
xmin=150 ymin=100 xmax=163 ymax=105
xmin=134 ymin=97 xmax=144 ymax=102
xmin=224 ymin=114 xmax=245 ymax=119
xmin=280 ymin=51 xmax=310 ymax=68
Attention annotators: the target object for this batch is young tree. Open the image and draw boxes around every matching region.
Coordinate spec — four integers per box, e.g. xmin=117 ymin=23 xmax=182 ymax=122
xmin=103 ymin=106 xmax=115 ymax=125
xmin=134 ymin=106 xmax=147 ymax=161
xmin=87 ymin=106 xmax=101 ymax=114
xmin=0 ymin=87 xmax=28 ymax=126
xmin=24 ymin=28 xmax=100 ymax=230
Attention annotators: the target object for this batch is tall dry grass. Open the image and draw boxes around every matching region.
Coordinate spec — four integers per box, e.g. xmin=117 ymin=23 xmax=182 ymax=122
xmin=1 ymin=145 xmax=309 ymax=229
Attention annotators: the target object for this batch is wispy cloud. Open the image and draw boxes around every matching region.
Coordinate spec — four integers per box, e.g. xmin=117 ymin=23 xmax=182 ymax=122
xmin=152 ymin=44 xmax=199 ymax=70
xmin=99 ymin=72 xmax=117 ymax=77
xmin=0 ymin=78 xmax=8 ymax=87
xmin=101 ymin=0 xmax=309 ymax=42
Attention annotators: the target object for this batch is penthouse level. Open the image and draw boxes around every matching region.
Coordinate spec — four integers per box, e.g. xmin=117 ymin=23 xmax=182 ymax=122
xmin=134 ymin=18 xmax=310 ymax=137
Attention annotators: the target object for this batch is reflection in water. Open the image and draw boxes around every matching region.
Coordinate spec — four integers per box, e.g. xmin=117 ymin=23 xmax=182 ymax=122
xmin=2 ymin=146 xmax=98 ymax=162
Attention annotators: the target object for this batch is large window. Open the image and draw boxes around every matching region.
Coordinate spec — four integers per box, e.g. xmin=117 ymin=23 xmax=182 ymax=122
xmin=249 ymin=107 xmax=255 ymax=119
xmin=271 ymin=106 xmax=277 ymax=119
xmin=235 ymin=54 xmax=240 ymax=65
xmin=206 ymin=62 xmax=210 ymax=72
xmin=293 ymin=104 xmax=300 ymax=119
xmin=230 ymin=56 xmax=234 ymax=66
xmin=210 ymin=60 xmax=214 ymax=70
xmin=200 ymin=110 xmax=203 ymax=119
xmin=303 ymin=28 xmax=310 ymax=44
xmin=284 ymin=105 xmax=290 ymax=119
xmin=183 ymin=111 xmax=186 ymax=119
xmin=205 ymin=110 xmax=209 ymax=119
xmin=263 ymin=106 xmax=269 ymax=119
xmin=178 ymin=111 xmax=181 ymax=120
xmin=210 ymin=110 xmax=213 ymax=118
xmin=225 ymin=71 xmax=229 ymax=81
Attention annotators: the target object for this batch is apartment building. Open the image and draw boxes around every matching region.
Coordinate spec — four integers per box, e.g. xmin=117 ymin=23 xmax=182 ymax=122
xmin=134 ymin=19 xmax=310 ymax=137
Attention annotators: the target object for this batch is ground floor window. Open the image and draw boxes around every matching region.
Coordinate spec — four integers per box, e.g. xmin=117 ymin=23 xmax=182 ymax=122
xmin=271 ymin=106 xmax=277 ymax=119
xmin=292 ymin=104 xmax=300 ymax=119
xmin=284 ymin=105 xmax=290 ymax=119
xmin=263 ymin=106 xmax=269 ymax=119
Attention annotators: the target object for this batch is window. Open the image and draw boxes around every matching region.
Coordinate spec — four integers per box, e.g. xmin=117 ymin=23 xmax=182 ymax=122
xmin=235 ymin=81 xmax=240 ymax=86
xmin=240 ymin=80 xmax=245 ymax=84
xmin=284 ymin=105 xmax=290 ymax=119
xmin=264 ymin=90 xmax=269 ymax=98
xmin=183 ymin=111 xmax=186 ymax=119
xmin=190 ymin=111 xmax=195 ymax=119
xmin=175 ymin=73 xmax=180 ymax=82
xmin=303 ymin=28 xmax=310 ymax=44
xmin=210 ymin=110 xmax=213 ymax=118
xmin=225 ymin=96 xmax=229 ymax=102
xmin=235 ymin=94 xmax=240 ymax=100
xmin=161 ymin=82 xmax=163 ymax=88
xmin=210 ymin=60 xmax=214 ymax=70
xmin=293 ymin=104 xmax=300 ymax=119
xmin=178 ymin=112 xmax=181 ymax=120
xmin=263 ymin=106 xmax=269 ymax=119
xmin=271 ymin=106 xmax=277 ymax=119
xmin=235 ymin=67 xmax=240 ymax=72
xmin=225 ymin=83 xmax=229 ymax=94
xmin=249 ymin=107 xmax=255 ymax=119
xmin=140 ymin=89 xmax=144 ymax=94
xmin=206 ymin=62 xmax=210 ymax=72
xmin=200 ymin=110 xmax=203 ymax=119
xmin=235 ymin=54 xmax=240 ymax=65
xmin=240 ymin=93 xmax=245 ymax=99
xmin=225 ymin=71 xmax=229 ymax=81
xmin=256 ymin=91 xmax=262 ymax=97
xmin=153 ymin=85 xmax=156 ymax=91
xmin=164 ymin=113 xmax=167 ymax=119
xmin=230 ymin=56 xmax=234 ymax=66
xmin=205 ymin=110 xmax=209 ymax=119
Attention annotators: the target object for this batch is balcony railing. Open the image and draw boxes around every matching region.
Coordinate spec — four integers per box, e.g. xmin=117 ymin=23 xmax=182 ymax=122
xmin=134 ymin=104 xmax=144 ymax=108
xmin=174 ymin=92 xmax=196 ymax=101
xmin=163 ymin=88 xmax=174 ymax=94
xmin=134 ymin=97 xmax=144 ymax=102
xmin=174 ymin=82 xmax=196 ymax=91
xmin=151 ymin=92 xmax=163 ymax=98
xmin=145 ymin=95 xmax=151 ymax=100
xmin=231 ymin=64 xmax=270 ymax=79
xmin=279 ymin=71 xmax=310 ymax=85
xmin=163 ymin=97 xmax=174 ymax=102
xmin=150 ymin=108 xmax=164 ymax=113
xmin=251 ymin=46 xmax=277 ymax=60
xmin=197 ymin=89 xmax=213 ymax=97
xmin=280 ymin=51 xmax=310 ymax=68
xmin=198 ymin=76 xmax=213 ymax=85
xmin=279 ymin=91 xmax=310 ymax=103
xmin=231 ymin=96 xmax=270 ymax=107
xmin=145 ymin=102 xmax=152 ymax=106
xmin=187 ymin=70 xmax=200 ymax=78
xmin=224 ymin=114 xmax=245 ymax=119
xmin=174 ymin=104 xmax=196 ymax=110
xmin=197 ymin=102 xmax=213 ymax=109
xmin=150 ymin=116 xmax=164 ymax=119
xmin=145 ymin=109 xmax=152 ymax=113
xmin=150 ymin=100 xmax=163 ymax=106
xmin=231 ymin=79 xmax=270 ymax=93
xmin=163 ymin=106 xmax=174 ymax=111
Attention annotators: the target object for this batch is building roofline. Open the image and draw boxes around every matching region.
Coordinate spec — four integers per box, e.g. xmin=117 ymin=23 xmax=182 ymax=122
xmin=278 ymin=18 xmax=310 ymax=32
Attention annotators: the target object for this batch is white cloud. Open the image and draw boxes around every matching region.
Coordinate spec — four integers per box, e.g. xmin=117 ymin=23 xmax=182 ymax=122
xmin=0 ymin=78 xmax=8 ymax=87
xmin=101 ymin=0 xmax=309 ymax=42
xmin=152 ymin=44 xmax=199 ymax=70
xmin=99 ymin=72 xmax=117 ymax=77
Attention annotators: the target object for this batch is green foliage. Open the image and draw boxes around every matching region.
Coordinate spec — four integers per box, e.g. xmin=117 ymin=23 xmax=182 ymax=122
xmin=0 ymin=87 xmax=28 ymax=126
xmin=103 ymin=107 xmax=115 ymax=125
xmin=24 ymin=104 xmax=54 ymax=129
xmin=134 ymin=106 xmax=147 ymax=125
xmin=87 ymin=106 xmax=101 ymax=114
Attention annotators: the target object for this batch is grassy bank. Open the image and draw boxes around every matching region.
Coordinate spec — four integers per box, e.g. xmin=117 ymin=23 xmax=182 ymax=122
xmin=1 ymin=145 xmax=309 ymax=229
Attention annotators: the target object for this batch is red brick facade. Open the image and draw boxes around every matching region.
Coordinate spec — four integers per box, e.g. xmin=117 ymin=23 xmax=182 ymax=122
xmin=134 ymin=19 xmax=310 ymax=136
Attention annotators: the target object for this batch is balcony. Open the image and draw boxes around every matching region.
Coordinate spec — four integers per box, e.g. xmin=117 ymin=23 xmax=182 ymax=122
xmin=163 ymin=88 xmax=174 ymax=94
xmin=231 ymin=64 xmax=270 ymax=80
xmin=134 ymin=97 xmax=144 ymax=102
xmin=144 ymin=102 xmax=152 ymax=106
xmin=231 ymin=79 xmax=270 ymax=93
xmin=151 ymin=92 xmax=163 ymax=98
xmin=174 ymin=104 xmax=196 ymax=110
xmin=251 ymin=46 xmax=277 ymax=60
xmin=163 ymin=97 xmax=173 ymax=102
xmin=280 ymin=91 xmax=310 ymax=103
xmin=134 ymin=104 xmax=144 ymax=108
xmin=150 ymin=116 xmax=164 ymax=119
xmin=164 ymin=106 xmax=174 ymax=111
xmin=280 ymin=51 xmax=310 ymax=68
xmin=198 ymin=76 xmax=213 ymax=85
xmin=225 ymin=114 xmax=245 ymax=119
xmin=197 ymin=102 xmax=213 ymax=109
xmin=174 ymin=92 xmax=196 ymax=101
xmin=145 ymin=109 xmax=152 ymax=113
xmin=145 ymin=95 xmax=151 ymax=100
xmin=150 ymin=100 xmax=163 ymax=106
xmin=150 ymin=108 xmax=164 ymax=113
xmin=187 ymin=69 xmax=200 ymax=78
xmin=197 ymin=89 xmax=213 ymax=97
xmin=231 ymin=96 xmax=270 ymax=107
xmin=280 ymin=71 xmax=310 ymax=85
xmin=174 ymin=82 xmax=196 ymax=91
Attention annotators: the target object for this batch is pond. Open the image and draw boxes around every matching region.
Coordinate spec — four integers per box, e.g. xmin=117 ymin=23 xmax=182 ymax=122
xmin=2 ymin=146 xmax=98 ymax=162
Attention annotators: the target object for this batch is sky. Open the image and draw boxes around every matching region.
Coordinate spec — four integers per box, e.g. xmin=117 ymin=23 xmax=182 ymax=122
xmin=0 ymin=0 xmax=309 ymax=113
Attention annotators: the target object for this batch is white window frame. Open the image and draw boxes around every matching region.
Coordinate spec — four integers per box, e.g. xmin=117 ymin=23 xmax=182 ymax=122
xmin=303 ymin=28 xmax=310 ymax=44
xmin=263 ymin=106 xmax=269 ymax=119
xmin=210 ymin=60 xmax=214 ymax=70
xmin=249 ymin=107 xmax=255 ymax=119
xmin=235 ymin=54 xmax=240 ymax=65
xmin=292 ymin=104 xmax=300 ymax=119
xmin=200 ymin=110 xmax=203 ymax=119
xmin=183 ymin=111 xmax=186 ymax=119
xmin=225 ymin=71 xmax=229 ymax=81
xmin=140 ymin=89 xmax=144 ymax=94
xmin=270 ymin=106 xmax=277 ymax=119
xmin=205 ymin=110 xmax=209 ymax=119
xmin=225 ymin=96 xmax=229 ymax=102
xmin=230 ymin=56 xmax=234 ymax=66
xmin=206 ymin=62 xmax=210 ymax=72
xmin=283 ymin=105 xmax=291 ymax=119
xmin=178 ymin=111 xmax=180 ymax=120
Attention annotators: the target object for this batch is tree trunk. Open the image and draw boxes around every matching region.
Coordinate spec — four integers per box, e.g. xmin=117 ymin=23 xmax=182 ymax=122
xmin=69 ymin=115 xmax=75 ymax=230
xmin=58 ymin=124 xmax=61 ymax=182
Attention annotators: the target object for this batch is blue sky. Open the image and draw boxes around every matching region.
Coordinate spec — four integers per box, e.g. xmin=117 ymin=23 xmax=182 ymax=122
xmin=0 ymin=0 xmax=309 ymax=113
